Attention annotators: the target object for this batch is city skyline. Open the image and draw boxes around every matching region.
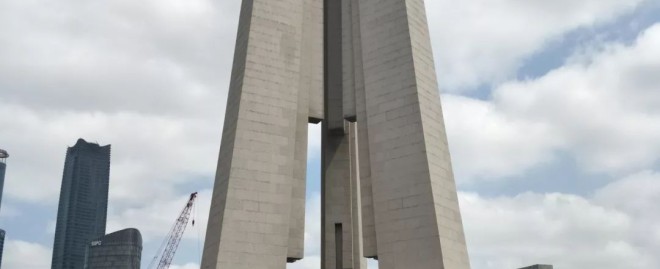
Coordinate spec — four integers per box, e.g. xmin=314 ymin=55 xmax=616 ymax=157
xmin=1 ymin=0 xmax=660 ymax=268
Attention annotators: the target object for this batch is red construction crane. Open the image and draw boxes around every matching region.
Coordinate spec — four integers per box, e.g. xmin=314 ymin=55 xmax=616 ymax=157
xmin=148 ymin=192 xmax=198 ymax=269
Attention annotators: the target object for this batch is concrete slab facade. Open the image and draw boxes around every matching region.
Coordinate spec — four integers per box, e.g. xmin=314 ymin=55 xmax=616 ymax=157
xmin=356 ymin=0 xmax=471 ymax=267
xmin=201 ymin=0 xmax=306 ymax=267
xmin=202 ymin=0 xmax=471 ymax=268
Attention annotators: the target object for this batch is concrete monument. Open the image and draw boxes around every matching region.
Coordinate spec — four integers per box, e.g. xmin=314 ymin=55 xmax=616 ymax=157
xmin=201 ymin=0 xmax=471 ymax=268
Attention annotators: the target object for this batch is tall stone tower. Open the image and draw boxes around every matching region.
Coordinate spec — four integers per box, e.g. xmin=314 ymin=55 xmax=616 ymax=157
xmin=201 ymin=0 xmax=471 ymax=268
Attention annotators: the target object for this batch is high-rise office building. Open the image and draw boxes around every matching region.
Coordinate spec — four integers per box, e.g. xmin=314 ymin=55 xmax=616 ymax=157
xmin=0 ymin=149 xmax=8 ymax=213
xmin=52 ymin=139 xmax=111 ymax=269
xmin=0 ymin=229 xmax=5 ymax=268
xmin=0 ymin=149 xmax=9 ymax=268
xmin=84 ymin=228 xmax=142 ymax=269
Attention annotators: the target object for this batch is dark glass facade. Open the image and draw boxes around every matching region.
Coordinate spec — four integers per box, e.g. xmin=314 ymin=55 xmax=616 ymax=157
xmin=0 ymin=159 xmax=6 ymax=213
xmin=52 ymin=139 xmax=111 ymax=269
xmin=85 ymin=228 xmax=142 ymax=269
xmin=0 ymin=229 xmax=5 ymax=268
xmin=1 ymin=150 xmax=7 ymax=269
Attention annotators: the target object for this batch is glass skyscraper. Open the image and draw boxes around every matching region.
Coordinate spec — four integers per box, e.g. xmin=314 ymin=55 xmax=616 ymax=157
xmin=0 ymin=149 xmax=9 ymax=268
xmin=52 ymin=139 xmax=111 ymax=269
xmin=0 ymin=229 xmax=5 ymax=268
xmin=0 ymin=149 xmax=8 ymax=213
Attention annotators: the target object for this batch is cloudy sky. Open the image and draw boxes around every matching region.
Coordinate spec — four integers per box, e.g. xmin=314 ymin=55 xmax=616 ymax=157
xmin=1 ymin=0 xmax=659 ymax=268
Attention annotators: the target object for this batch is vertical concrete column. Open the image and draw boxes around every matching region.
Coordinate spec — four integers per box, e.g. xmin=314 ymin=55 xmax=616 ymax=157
xmin=288 ymin=84 xmax=308 ymax=263
xmin=357 ymin=0 xmax=471 ymax=268
xmin=322 ymin=122 xmax=364 ymax=269
xmin=349 ymin=122 xmax=367 ymax=269
xmin=321 ymin=126 xmax=350 ymax=269
xmin=322 ymin=1 xmax=365 ymax=268
xmin=201 ymin=0 xmax=306 ymax=268
xmin=306 ymin=0 xmax=325 ymax=122
xmin=288 ymin=0 xmax=324 ymax=261
xmin=405 ymin=1 xmax=470 ymax=267
xmin=325 ymin=0 xmax=345 ymax=132
xmin=350 ymin=0 xmax=378 ymax=258
xmin=341 ymin=0 xmax=356 ymax=121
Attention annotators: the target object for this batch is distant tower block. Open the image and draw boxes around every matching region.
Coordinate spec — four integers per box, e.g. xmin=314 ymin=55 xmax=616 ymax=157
xmin=0 ymin=150 xmax=6 ymax=269
xmin=52 ymin=139 xmax=111 ymax=269
xmin=201 ymin=0 xmax=471 ymax=268
xmin=0 ymin=229 xmax=5 ymax=268
xmin=0 ymin=149 xmax=8 ymax=214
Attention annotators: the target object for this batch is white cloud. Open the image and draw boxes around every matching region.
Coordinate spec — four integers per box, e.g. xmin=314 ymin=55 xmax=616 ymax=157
xmin=0 ymin=0 xmax=243 ymax=206
xmin=288 ymin=255 xmax=321 ymax=269
xmin=107 ymin=189 xmax=211 ymax=243
xmin=442 ymin=95 xmax=562 ymax=181
xmin=170 ymin=263 xmax=201 ymax=269
xmin=0 ymin=103 xmax=221 ymax=205
xmin=594 ymin=170 xmax=660 ymax=253
xmin=0 ymin=0 xmax=239 ymax=116
xmin=303 ymin=193 xmax=321 ymax=256
xmin=445 ymin=23 xmax=660 ymax=182
xmin=2 ymin=240 xmax=52 ymax=269
xmin=494 ymin=23 xmax=660 ymax=174
xmin=460 ymin=177 xmax=660 ymax=269
xmin=0 ymin=203 xmax=20 ymax=219
xmin=290 ymin=173 xmax=660 ymax=269
xmin=427 ymin=0 xmax=648 ymax=90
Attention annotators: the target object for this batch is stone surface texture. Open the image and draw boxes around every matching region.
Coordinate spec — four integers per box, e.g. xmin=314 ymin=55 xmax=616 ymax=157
xmin=202 ymin=0 xmax=471 ymax=268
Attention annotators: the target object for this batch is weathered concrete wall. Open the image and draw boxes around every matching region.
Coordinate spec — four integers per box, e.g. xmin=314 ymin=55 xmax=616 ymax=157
xmin=201 ymin=0 xmax=306 ymax=268
xmin=357 ymin=0 xmax=471 ymax=268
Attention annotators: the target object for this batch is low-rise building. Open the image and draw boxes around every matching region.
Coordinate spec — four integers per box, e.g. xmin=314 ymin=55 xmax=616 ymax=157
xmin=85 ymin=228 xmax=142 ymax=269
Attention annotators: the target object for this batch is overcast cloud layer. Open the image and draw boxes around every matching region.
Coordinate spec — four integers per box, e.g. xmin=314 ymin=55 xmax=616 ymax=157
xmin=1 ymin=0 xmax=659 ymax=269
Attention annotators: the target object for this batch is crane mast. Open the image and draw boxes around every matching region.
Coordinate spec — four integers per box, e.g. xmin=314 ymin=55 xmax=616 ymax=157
xmin=149 ymin=192 xmax=198 ymax=269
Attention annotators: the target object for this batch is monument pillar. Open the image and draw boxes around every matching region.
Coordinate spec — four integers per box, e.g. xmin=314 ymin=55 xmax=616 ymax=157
xmin=200 ymin=0 xmax=306 ymax=267
xmin=202 ymin=0 xmax=471 ymax=268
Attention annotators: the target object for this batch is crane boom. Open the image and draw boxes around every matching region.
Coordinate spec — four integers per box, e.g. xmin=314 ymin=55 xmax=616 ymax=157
xmin=149 ymin=192 xmax=198 ymax=269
